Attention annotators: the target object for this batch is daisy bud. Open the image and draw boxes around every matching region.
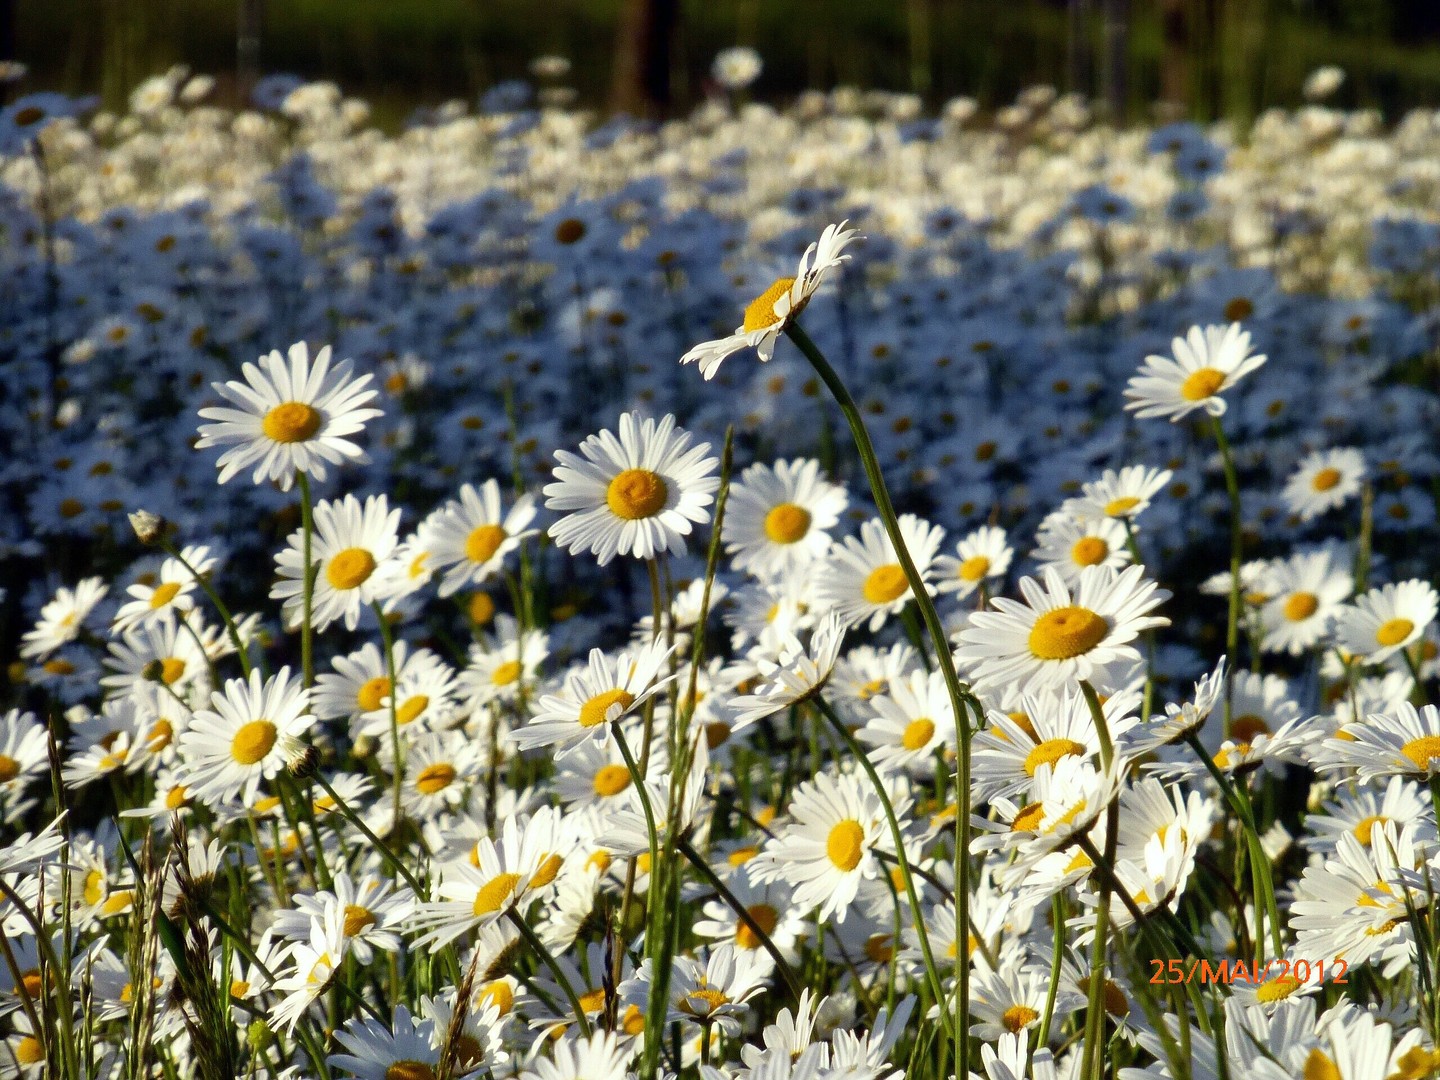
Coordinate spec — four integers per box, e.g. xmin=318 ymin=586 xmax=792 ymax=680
xmin=287 ymin=745 xmax=320 ymax=779
xmin=128 ymin=509 xmax=166 ymax=545
xmin=247 ymin=1020 xmax=273 ymax=1053
xmin=142 ymin=659 xmax=167 ymax=683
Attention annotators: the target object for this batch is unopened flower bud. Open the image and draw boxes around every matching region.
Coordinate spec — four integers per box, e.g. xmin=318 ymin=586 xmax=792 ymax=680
xmin=287 ymin=745 xmax=320 ymax=779
xmin=129 ymin=509 xmax=166 ymax=545
xmin=247 ymin=1020 xmax=273 ymax=1052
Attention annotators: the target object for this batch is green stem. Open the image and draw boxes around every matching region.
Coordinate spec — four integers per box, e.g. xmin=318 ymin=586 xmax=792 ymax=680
xmin=296 ymin=472 xmax=316 ymax=689
xmin=1209 ymin=415 xmax=1242 ymax=736
xmin=372 ymin=601 xmax=405 ymax=827
xmin=311 ymin=773 xmax=427 ymax=900
xmin=507 ymin=910 xmax=591 ymax=1036
xmin=160 ymin=537 xmax=251 ymax=677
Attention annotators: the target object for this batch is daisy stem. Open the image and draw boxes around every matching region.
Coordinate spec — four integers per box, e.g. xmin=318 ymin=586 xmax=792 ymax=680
xmin=1078 ymin=680 xmax=1115 ymax=769
xmin=675 ymin=836 xmax=804 ymax=1003
xmin=789 ymin=320 xmax=972 ymax=1065
xmin=1355 ymin=482 xmax=1374 ymax=593
xmin=310 ymin=772 xmax=428 ymax=900
xmin=814 ymin=694 xmax=956 ymax=1044
xmin=1079 ymin=802 xmax=1118 ymax=1080
xmin=158 ymin=536 xmax=251 ymax=677
xmin=1035 ymin=893 xmax=1066 ymax=1049
xmin=296 ymin=471 xmax=316 ymax=690
xmin=1208 ymin=415 xmax=1242 ymax=736
xmin=612 ymin=725 xmax=661 ymax=893
xmin=371 ymin=601 xmax=405 ymax=827
xmin=505 ymin=909 xmax=591 ymax=1037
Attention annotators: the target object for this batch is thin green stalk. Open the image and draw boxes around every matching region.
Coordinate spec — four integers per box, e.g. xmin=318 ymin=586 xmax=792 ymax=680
xmin=1209 ymin=415 xmax=1242 ymax=736
xmin=507 ymin=910 xmax=591 ymax=1036
xmin=296 ymin=471 xmax=316 ymax=689
xmin=310 ymin=773 xmax=427 ymax=900
xmin=1035 ymin=893 xmax=1067 ymax=1049
xmin=372 ymin=601 xmax=405 ymax=826
xmin=159 ymin=536 xmax=251 ymax=677
xmin=1080 ymin=803 xmax=1118 ymax=1080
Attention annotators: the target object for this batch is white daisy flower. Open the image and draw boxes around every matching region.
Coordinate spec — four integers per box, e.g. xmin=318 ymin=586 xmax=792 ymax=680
xmin=196 ymin=341 xmax=382 ymax=490
xmin=1321 ymin=702 xmax=1440 ymax=782
xmin=652 ymin=943 xmax=772 ymax=1034
xmin=954 ymin=565 xmax=1170 ymax=695
xmin=1333 ymin=580 xmax=1437 ymax=665
xmin=722 ymin=458 xmax=847 ymax=580
xmin=519 ymin=1031 xmax=631 ymax=1080
xmin=176 ymin=666 xmax=314 ymax=806
xmin=1258 ymin=546 xmax=1351 ymax=655
xmin=273 ymin=493 xmax=402 ymax=632
xmin=545 ymin=412 xmax=719 ymax=567
xmin=1282 ymin=447 xmax=1366 ymax=522
xmin=1123 ymin=322 xmax=1267 ymax=421
xmin=19 ymin=577 xmax=108 ymax=660
xmin=327 ymin=1005 xmax=444 ymax=1080
xmin=426 ymin=480 xmax=539 ymax=597
xmin=1031 ymin=510 xmax=1132 ymax=586
xmin=856 ymin=668 xmax=958 ymax=776
xmin=456 ymin=615 xmax=550 ymax=710
xmin=726 ymin=612 xmax=846 ymax=731
xmin=111 ymin=545 xmax=215 ymax=632
xmin=270 ymin=902 xmax=349 ymax=1034
xmin=271 ymin=873 xmax=415 ymax=966
xmin=1065 ymin=465 xmax=1173 ymax=522
xmin=814 ymin=514 xmax=944 ymax=632
xmin=932 ymin=525 xmax=1011 ymax=600
xmin=681 ymin=221 xmax=861 ymax=380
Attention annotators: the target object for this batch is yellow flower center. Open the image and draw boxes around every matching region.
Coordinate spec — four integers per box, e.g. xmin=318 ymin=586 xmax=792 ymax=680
xmin=1391 ymin=1047 xmax=1440 ymax=1080
xmin=231 ymin=720 xmax=277 ymax=765
xmin=901 ymin=718 xmax=936 ymax=751
xmin=579 ymin=688 xmax=636 ymax=728
xmin=147 ymin=720 xmax=173 ymax=749
xmin=230 ymin=979 xmax=251 ymax=998
xmin=0 ymin=755 xmax=20 ymax=783
xmin=1105 ymin=496 xmax=1140 ymax=516
xmin=159 ymin=657 xmax=186 ymax=685
xmin=395 ymin=695 xmax=429 ymax=725
xmin=1023 ymin=738 xmax=1088 ymax=776
xmin=622 ymin=1004 xmax=646 ymax=1035
xmin=472 ymin=872 xmax=521 ymax=916
xmin=684 ymin=988 xmax=731 ymax=1014
xmin=326 ymin=548 xmax=377 ymax=590
xmin=578 ymin=987 xmax=607 ymax=1013
xmin=1304 ymin=1049 xmax=1340 ymax=1080
xmin=1255 ymin=975 xmax=1302 ymax=1003
xmin=1002 ymin=1004 xmax=1040 ymax=1034
xmin=727 ymin=847 xmax=759 ymax=867
xmin=465 ymin=524 xmax=507 ymax=564
xmin=862 ymin=563 xmax=909 ymax=605
xmin=15 ymin=1036 xmax=43 ymax=1065
xmin=735 ymin=903 xmax=780 ymax=949
xmin=1012 ymin=801 xmax=1045 ymax=832
xmin=491 ymin=660 xmax=523 ymax=686
xmin=1180 ymin=367 xmax=1226 ymax=401
xmin=592 ymin=764 xmax=632 ymax=797
xmin=1312 ymin=467 xmax=1342 ymax=492
xmin=165 ymin=785 xmax=190 ymax=809
xmin=531 ymin=853 xmax=563 ymax=889
xmin=415 ymin=763 xmax=457 ymax=794
xmin=1028 ymin=606 xmax=1108 ymax=660
xmin=1352 ymin=814 xmax=1389 ymax=845
xmin=149 ymin=581 xmax=181 ymax=609
xmin=864 ymin=934 xmax=894 ymax=962
xmin=743 ymin=277 xmax=796 ymax=333
xmin=1357 ymin=880 xmax=1394 ymax=907
xmin=358 ymin=676 xmax=393 ymax=711
xmin=826 ymin=818 xmax=866 ymax=871
xmin=1006 ymin=712 xmax=1039 ymax=740
xmin=479 ymin=980 xmax=514 ymax=1015
xmin=384 ymin=1063 xmax=436 ymax=1080
xmin=1283 ymin=592 xmax=1319 ymax=621
xmin=1377 ymin=618 xmax=1415 ymax=647
xmin=262 ymin=401 xmax=322 ymax=443
xmin=975 ymin=441 xmax=997 ymax=462
xmin=84 ymin=869 xmax=105 ymax=906
xmin=1401 ymin=735 xmax=1440 ymax=772
xmin=469 ymin=592 xmax=495 ymax=624
xmin=1071 ymin=537 xmax=1109 ymax=566
xmin=606 ymin=468 xmax=669 ymax=520
xmin=44 ymin=659 xmax=75 ymax=676
xmin=763 ymin=503 xmax=812 ymax=544
xmin=1231 ymin=714 xmax=1270 ymax=742
xmin=343 ymin=904 xmax=375 ymax=936
xmin=958 ymin=555 xmax=990 ymax=582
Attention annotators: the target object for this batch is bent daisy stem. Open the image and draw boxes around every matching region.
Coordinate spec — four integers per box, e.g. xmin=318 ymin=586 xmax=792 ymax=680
xmin=506 ymin=909 xmax=592 ymax=1037
xmin=296 ymin=472 xmax=317 ymax=689
xmin=310 ymin=772 xmax=428 ymax=901
xmin=1208 ymin=416 xmax=1242 ymax=735
xmin=372 ymin=601 xmax=404 ymax=826
xmin=788 ymin=321 xmax=972 ymax=1057
xmin=1080 ymin=802 xmax=1118 ymax=1080
xmin=159 ymin=535 xmax=251 ymax=677
xmin=814 ymin=695 xmax=956 ymax=1043
xmin=1036 ymin=894 xmax=1066 ymax=1050
xmin=1078 ymin=681 xmax=1115 ymax=769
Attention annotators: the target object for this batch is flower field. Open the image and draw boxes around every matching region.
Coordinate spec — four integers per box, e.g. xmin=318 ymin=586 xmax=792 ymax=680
xmin=5 ymin=67 xmax=1440 ymax=1080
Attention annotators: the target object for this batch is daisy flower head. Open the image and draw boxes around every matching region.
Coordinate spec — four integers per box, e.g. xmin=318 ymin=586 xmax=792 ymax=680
xmin=1123 ymin=322 xmax=1267 ymax=421
xmin=1031 ymin=510 xmax=1131 ymax=587
xmin=426 ymin=480 xmax=539 ymax=597
xmin=544 ymin=412 xmax=719 ymax=567
xmin=723 ymin=458 xmax=847 ymax=580
xmin=512 ymin=637 xmax=676 ymax=756
xmin=272 ymin=493 xmax=401 ymax=632
xmin=1282 ymin=447 xmax=1366 ymax=522
xmin=1322 ymin=702 xmax=1440 ymax=783
xmin=1121 ymin=656 xmax=1226 ymax=754
xmin=19 ymin=577 xmax=108 ymax=660
xmin=1333 ymin=580 xmax=1437 ymax=665
xmin=955 ymin=565 xmax=1170 ymax=696
xmin=196 ymin=341 xmax=382 ymax=490
xmin=1067 ymin=465 xmax=1174 ymax=523
xmin=815 ymin=514 xmax=944 ymax=631
xmin=176 ymin=666 xmax=315 ymax=806
xmin=658 ymin=942 xmax=772 ymax=1034
xmin=856 ymin=667 xmax=958 ymax=776
xmin=326 ymin=1005 xmax=445 ymax=1080
xmin=1258 ymin=546 xmax=1351 ymax=656
xmin=726 ymin=611 xmax=846 ymax=731
xmin=520 ymin=1031 xmax=631 ymax=1080
xmin=111 ymin=545 xmax=215 ymax=633
xmin=680 ymin=221 xmax=861 ymax=380
xmin=933 ymin=525 xmax=1011 ymax=600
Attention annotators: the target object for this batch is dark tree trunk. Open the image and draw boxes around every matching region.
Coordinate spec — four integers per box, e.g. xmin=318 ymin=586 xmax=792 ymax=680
xmin=237 ymin=0 xmax=263 ymax=105
xmin=1159 ymin=0 xmax=1189 ymax=111
xmin=1102 ymin=0 xmax=1128 ymax=122
xmin=610 ymin=0 xmax=679 ymax=118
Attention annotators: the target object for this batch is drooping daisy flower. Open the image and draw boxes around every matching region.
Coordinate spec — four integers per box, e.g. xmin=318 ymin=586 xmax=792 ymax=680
xmin=1123 ymin=322 xmax=1267 ymax=421
xmin=19 ymin=577 xmax=108 ymax=660
xmin=722 ymin=458 xmax=847 ymax=580
xmin=1065 ymin=465 xmax=1173 ymax=523
xmin=680 ymin=221 xmax=860 ymax=379
xmin=112 ymin=545 xmax=215 ymax=633
xmin=272 ymin=493 xmax=401 ymax=632
xmin=955 ymin=565 xmax=1170 ymax=695
xmin=814 ymin=514 xmax=944 ymax=632
xmin=196 ymin=341 xmax=382 ymax=490
xmin=749 ymin=770 xmax=893 ymax=924
xmin=176 ymin=667 xmax=315 ymax=806
xmin=426 ymin=480 xmax=539 ymax=597
xmin=1282 ymin=447 xmax=1366 ymax=522
xmin=511 ymin=638 xmax=676 ymax=756
xmin=726 ymin=612 xmax=846 ymax=731
xmin=409 ymin=815 xmax=551 ymax=948
xmin=544 ymin=412 xmax=718 ymax=567
xmin=932 ymin=525 xmax=1011 ymax=600
xmin=1333 ymin=581 xmax=1437 ymax=665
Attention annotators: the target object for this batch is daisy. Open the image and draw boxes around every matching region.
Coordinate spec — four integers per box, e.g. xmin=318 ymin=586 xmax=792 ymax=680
xmin=270 ymin=903 xmax=349 ymax=1034
xmin=1333 ymin=581 xmax=1437 ymax=665
xmin=726 ymin=612 xmax=846 ymax=731
xmin=0 ymin=710 xmax=48 ymax=801
xmin=955 ymin=565 xmax=1170 ymax=696
xmin=1257 ymin=546 xmax=1351 ymax=656
xmin=19 ymin=577 xmax=108 ymax=660
xmin=409 ymin=816 xmax=547 ymax=948
xmin=652 ymin=943 xmax=772 ymax=1034
xmin=749 ymin=770 xmax=893 ymax=924
xmin=1123 ymin=322 xmax=1267 ymax=421
xmin=856 ymin=668 xmax=958 ymax=775
xmin=544 ymin=412 xmax=719 ymax=567
xmin=196 ymin=341 xmax=382 ymax=490
xmin=272 ymin=493 xmax=401 ymax=632
xmin=101 ymin=619 xmax=209 ymax=699
xmin=692 ymin=864 xmax=805 ymax=963
xmin=1031 ymin=511 xmax=1132 ymax=586
xmin=456 ymin=615 xmax=550 ymax=710
xmin=814 ymin=514 xmax=944 ymax=632
xmin=932 ymin=525 xmax=1012 ymax=600
xmin=969 ymin=963 xmax=1071 ymax=1041
xmin=1120 ymin=656 xmax=1226 ymax=754
xmin=176 ymin=667 xmax=315 ymax=806
xmin=519 ymin=1031 xmax=631 ymax=1080
xmin=1065 ymin=465 xmax=1173 ymax=523
xmin=511 ymin=638 xmax=675 ymax=756
xmin=387 ymin=731 xmax=481 ymax=817
xmin=723 ymin=458 xmax=847 ymax=580
xmin=111 ymin=545 xmax=215 ymax=632
xmin=426 ymin=480 xmax=539 ymax=597
xmin=1321 ymin=703 xmax=1440 ymax=782
xmin=327 ymin=1005 xmax=443 ymax=1080
xmin=270 ymin=874 xmax=414 ymax=965
xmin=1282 ymin=447 xmax=1366 ymax=522
xmin=680 ymin=221 xmax=860 ymax=379
xmin=1306 ymin=776 xmax=1436 ymax=855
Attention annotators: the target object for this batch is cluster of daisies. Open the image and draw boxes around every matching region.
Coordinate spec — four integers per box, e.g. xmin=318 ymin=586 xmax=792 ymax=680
xmin=3 ymin=69 xmax=1440 ymax=1080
